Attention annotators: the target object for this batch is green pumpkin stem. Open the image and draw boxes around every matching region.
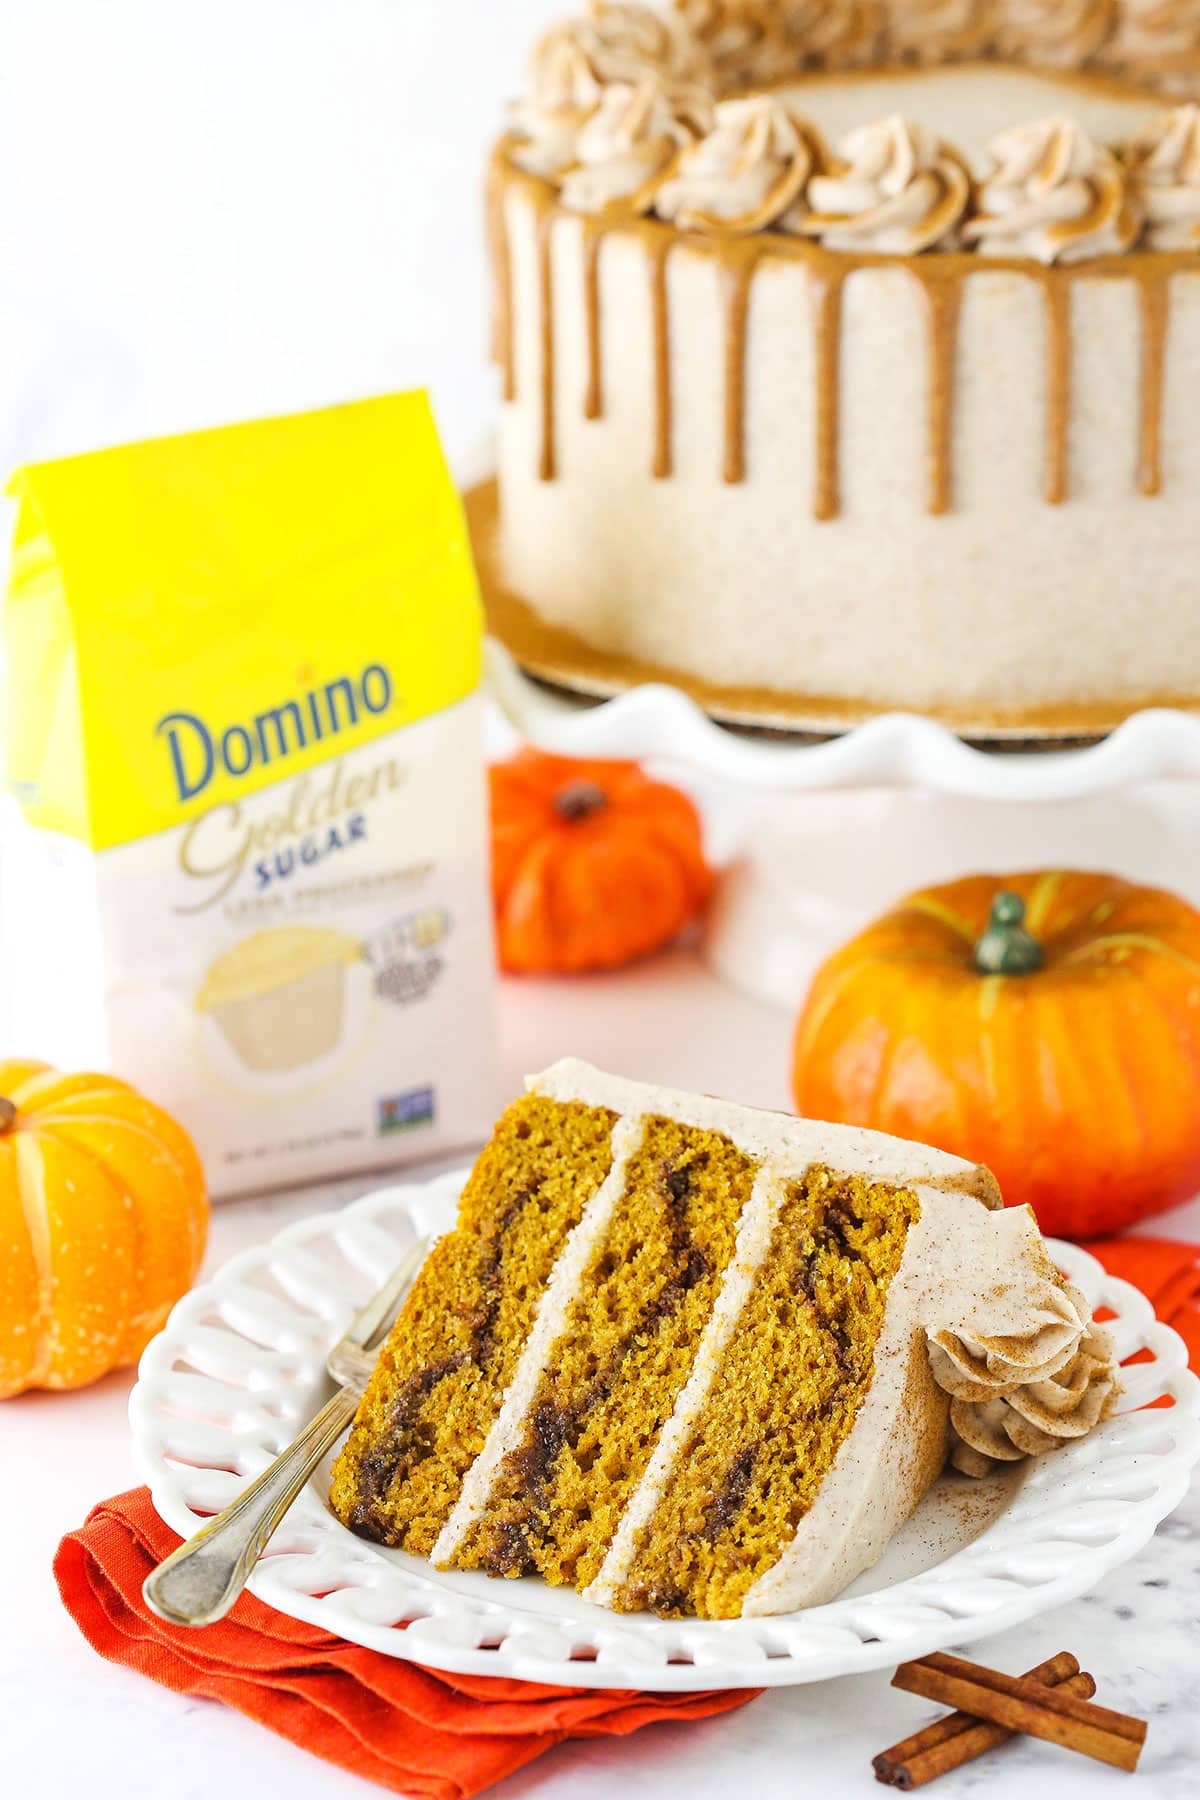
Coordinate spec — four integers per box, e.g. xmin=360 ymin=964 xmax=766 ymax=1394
xmin=973 ymin=891 xmax=1045 ymax=976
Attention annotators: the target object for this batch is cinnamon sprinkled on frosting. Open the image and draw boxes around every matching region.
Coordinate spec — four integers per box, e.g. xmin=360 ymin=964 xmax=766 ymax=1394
xmin=1129 ymin=102 xmax=1200 ymax=245
xmin=655 ymin=95 xmax=823 ymax=231
xmin=965 ymin=116 xmax=1141 ymax=261
xmin=788 ymin=114 xmax=971 ymax=251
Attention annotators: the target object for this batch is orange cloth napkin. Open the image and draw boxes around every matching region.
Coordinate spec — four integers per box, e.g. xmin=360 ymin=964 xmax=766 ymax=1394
xmin=54 ymin=1239 xmax=1198 ymax=1798
xmin=1091 ymin=1234 xmax=1200 ymax=1368
xmin=54 ymin=1490 xmax=758 ymax=1800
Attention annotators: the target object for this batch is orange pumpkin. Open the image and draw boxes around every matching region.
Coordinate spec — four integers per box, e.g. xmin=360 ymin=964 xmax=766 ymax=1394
xmin=792 ymin=870 xmax=1200 ymax=1240
xmin=490 ymin=749 xmax=713 ymax=973
xmin=0 ymin=1062 xmax=208 ymax=1397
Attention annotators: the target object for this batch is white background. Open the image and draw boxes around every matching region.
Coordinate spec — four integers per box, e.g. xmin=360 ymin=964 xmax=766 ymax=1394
xmin=0 ymin=0 xmax=565 ymax=476
xmin=1 ymin=6 xmax=1199 ymax=1797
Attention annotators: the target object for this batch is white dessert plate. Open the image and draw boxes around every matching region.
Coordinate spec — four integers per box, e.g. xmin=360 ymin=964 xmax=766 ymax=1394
xmin=131 ymin=1173 xmax=1200 ymax=1691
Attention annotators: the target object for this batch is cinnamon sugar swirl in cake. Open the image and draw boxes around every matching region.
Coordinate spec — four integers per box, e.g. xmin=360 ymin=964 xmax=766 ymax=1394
xmin=484 ymin=2 xmax=1200 ymax=733
xmin=330 ymin=1062 xmax=1118 ymax=1618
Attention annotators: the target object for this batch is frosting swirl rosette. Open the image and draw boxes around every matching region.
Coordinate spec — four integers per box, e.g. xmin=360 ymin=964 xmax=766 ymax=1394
xmin=655 ymin=96 xmax=823 ymax=232
xmin=1128 ymin=103 xmax=1200 ymax=248
xmin=540 ymin=1 xmax=710 ymax=87
xmin=673 ymin=1 xmax=791 ymax=88
xmin=560 ymin=76 xmax=711 ymax=214
xmin=510 ymin=36 xmax=603 ymax=178
xmin=885 ymin=0 xmax=997 ymax=63
xmin=781 ymin=0 xmax=887 ymax=67
xmin=994 ymin=0 xmax=1117 ymax=68
xmin=1105 ymin=1 xmax=1200 ymax=95
xmin=929 ymin=1286 xmax=1120 ymax=1477
xmin=964 ymin=116 xmax=1141 ymax=262
xmin=784 ymin=114 xmax=971 ymax=251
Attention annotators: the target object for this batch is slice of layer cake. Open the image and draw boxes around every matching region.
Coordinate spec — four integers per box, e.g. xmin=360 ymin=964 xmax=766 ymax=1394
xmin=330 ymin=1060 xmax=1118 ymax=1617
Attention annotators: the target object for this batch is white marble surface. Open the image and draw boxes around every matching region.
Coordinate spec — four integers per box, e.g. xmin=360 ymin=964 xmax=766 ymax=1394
xmin=3 ymin=948 xmax=1198 ymax=1799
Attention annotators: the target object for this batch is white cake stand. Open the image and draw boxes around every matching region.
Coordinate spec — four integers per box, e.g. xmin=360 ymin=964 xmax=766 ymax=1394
xmin=485 ymin=638 xmax=1200 ymax=1010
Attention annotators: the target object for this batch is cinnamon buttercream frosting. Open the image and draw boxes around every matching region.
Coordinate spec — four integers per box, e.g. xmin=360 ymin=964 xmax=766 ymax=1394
xmin=786 ymin=114 xmax=971 ymax=250
xmin=885 ymin=0 xmax=997 ymax=62
xmin=781 ymin=1 xmax=887 ymax=68
xmin=994 ymin=0 xmax=1118 ymax=68
xmin=965 ymin=115 xmax=1141 ymax=260
xmin=673 ymin=1 xmax=790 ymax=87
xmin=1129 ymin=102 xmax=1200 ymax=246
xmin=1105 ymin=0 xmax=1200 ymax=94
xmin=510 ymin=36 xmax=602 ymax=178
xmin=543 ymin=1 xmax=711 ymax=87
xmin=928 ymin=1280 xmax=1120 ymax=1476
xmin=560 ymin=75 xmax=711 ymax=213
xmin=655 ymin=95 xmax=822 ymax=231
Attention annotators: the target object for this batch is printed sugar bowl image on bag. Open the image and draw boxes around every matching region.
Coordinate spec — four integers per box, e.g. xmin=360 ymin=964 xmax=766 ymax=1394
xmin=2 ymin=392 xmax=498 ymax=1195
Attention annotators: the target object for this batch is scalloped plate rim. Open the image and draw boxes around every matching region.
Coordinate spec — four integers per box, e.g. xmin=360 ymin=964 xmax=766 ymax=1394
xmin=130 ymin=1173 xmax=1200 ymax=1690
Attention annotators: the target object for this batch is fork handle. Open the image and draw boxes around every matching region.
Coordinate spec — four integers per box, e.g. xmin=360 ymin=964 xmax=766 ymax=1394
xmin=142 ymin=1385 xmax=361 ymax=1627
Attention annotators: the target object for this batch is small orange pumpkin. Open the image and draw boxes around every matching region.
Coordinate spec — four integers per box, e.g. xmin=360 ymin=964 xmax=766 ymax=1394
xmin=490 ymin=749 xmax=713 ymax=973
xmin=0 ymin=1062 xmax=208 ymax=1397
xmin=792 ymin=870 xmax=1200 ymax=1240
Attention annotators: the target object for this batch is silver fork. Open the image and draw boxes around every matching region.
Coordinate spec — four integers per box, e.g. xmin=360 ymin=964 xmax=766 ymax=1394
xmin=142 ymin=1235 xmax=430 ymax=1628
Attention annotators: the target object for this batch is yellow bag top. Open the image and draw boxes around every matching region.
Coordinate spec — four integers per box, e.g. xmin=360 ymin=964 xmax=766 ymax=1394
xmin=5 ymin=392 xmax=482 ymax=850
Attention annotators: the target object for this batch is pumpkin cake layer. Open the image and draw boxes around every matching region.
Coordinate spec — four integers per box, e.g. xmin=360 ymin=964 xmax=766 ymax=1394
xmin=444 ymin=1115 xmax=756 ymax=1588
xmin=333 ymin=1060 xmax=1120 ymax=1617
xmin=329 ymin=1093 xmax=617 ymax=1553
xmin=597 ymin=1166 xmax=920 ymax=1619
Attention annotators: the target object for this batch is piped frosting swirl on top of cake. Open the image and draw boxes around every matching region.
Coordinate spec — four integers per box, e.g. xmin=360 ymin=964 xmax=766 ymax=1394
xmin=1104 ymin=0 xmax=1200 ymax=92
xmin=994 ymin=0 xmax=1119 ymax=68
xmin=964 ymin=116 xmax=1142 ymax=260
xmin=509 ymin=35 xmax=604 ymax=177
xmin=559 ymin=75 xmax=712 ymax=212
xmin=1129 ymin=102 xmax=1200 ymax=245
xmin=655 ymin=95 xmax=823 ymax=230
xmin=544 ymin=1 xmax=712 ymax=87
xmin=786 ymin=114 xmax=972 ymax=251
xmin=502 ymin=3 xmax=1200 ymax=255
xmin=885 ymin=0 xmax=997 ymax=63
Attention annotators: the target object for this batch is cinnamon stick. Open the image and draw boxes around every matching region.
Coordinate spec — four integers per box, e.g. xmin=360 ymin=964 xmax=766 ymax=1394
xmin=873 ymin=1653 xmax=1093 ymax=1789
xmin=891 ymin=1652 xmax=1146 ymax=1773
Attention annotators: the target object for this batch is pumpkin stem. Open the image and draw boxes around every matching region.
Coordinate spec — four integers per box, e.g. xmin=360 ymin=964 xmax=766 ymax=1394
xmin=0 ymin=1097 xmax=15 ymax=1135
xmin=973 ymin=891 xmax=1045 ymax=976
xmin=554 ymin=780 xmax=608 ymax=822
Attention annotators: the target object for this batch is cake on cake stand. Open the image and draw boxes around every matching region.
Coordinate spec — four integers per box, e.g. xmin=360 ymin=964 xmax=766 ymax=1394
xmin=485 ymin=633 xmax=1200 ymax=1011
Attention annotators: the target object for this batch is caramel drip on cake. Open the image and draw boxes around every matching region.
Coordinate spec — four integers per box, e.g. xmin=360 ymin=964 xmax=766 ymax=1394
xmin=535 ymin=193 xmax=558 ymax=481
xmin=491 ymin=156 xmax=1192 ymax=515
xmin=1043 ymin=276 xmax=1073 ymax=505
xmin=721 ymin=244 xmax=765 ymax=485
xmin=486 ymin=160 xmax=515 ymax=403
xmin=917 ymin=271 xmax=963 ymax=516
xmin=1137 ymin=271 xmax=1170 ymax=496
xmin=649 ymin=239 xmax=675 ymax=478
xmin=582 ymin=221 xmax=605 ymax=420
xmin=809 ymin=260 xmax=846 ymax=522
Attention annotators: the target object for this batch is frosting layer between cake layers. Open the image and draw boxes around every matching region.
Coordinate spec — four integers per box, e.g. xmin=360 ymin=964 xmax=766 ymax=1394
xmin=490 ymin=11 xmax=1200 ymax=723
xmin=331 ymin=1059 xmax=1118 ymax=1618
